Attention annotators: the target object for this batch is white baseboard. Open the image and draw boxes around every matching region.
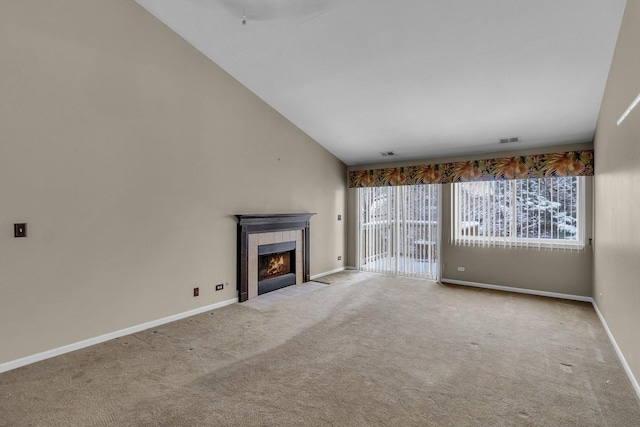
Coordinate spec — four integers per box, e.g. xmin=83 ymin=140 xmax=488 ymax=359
xmin=311 ymin=267 xmax=346 ymax=280
xmin=440 ymin=278 xmax=593 ymax=302
xmin=0 ymin=298 xmax=237 ymax=374
xmin=592 ymin=301 xmax=640 ymax=401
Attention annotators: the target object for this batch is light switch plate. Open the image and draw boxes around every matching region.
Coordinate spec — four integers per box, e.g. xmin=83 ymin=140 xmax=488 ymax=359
xmin=14 ymin=223 xmax=27 ymax=238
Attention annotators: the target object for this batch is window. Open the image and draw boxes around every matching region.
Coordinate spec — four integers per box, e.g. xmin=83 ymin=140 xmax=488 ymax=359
xmin=452 ymin=176 xmax=585 ymax=249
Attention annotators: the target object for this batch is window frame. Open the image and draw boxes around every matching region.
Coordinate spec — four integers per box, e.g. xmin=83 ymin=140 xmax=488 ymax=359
xmin=452 ymin=176 xmax=586 ymax=250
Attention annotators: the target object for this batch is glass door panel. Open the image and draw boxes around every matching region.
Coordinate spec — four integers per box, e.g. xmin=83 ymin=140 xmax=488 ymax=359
xmin=358 ymin=185 xmax=440 ymax=280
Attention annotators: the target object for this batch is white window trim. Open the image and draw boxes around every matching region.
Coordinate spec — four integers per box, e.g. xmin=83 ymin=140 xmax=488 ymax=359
xmin=453 ymin=177 xmax=585 ymax=250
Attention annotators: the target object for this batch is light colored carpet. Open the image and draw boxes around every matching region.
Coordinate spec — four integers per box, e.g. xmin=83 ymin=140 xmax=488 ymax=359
xmin=311 ymin=270 xmax=365 ymax=284
xmin=1 ymin=272 xmax=639 ymax=426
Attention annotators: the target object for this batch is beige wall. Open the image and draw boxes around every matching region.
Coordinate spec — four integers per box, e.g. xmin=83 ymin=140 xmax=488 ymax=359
xmin=347 ymin=143 xmax=593 ymax=296
xmin=593 ymin=0 xmax=640 ymax=388
xmin=0 ymin=1 xmax=346 ymax=364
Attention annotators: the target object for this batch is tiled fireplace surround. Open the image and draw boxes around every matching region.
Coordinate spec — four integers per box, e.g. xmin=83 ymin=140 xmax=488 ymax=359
xmin=236 ymin=214 xmax=315 ymax=302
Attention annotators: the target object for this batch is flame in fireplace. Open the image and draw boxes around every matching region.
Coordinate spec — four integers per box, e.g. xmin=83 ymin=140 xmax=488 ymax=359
xmin=266 ymin=255 xmax=286 ymax=277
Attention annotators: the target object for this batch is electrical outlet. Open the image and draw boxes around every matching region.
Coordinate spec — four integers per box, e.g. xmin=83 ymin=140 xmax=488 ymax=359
xmin=193 ymin=287 xmax=199 ymax=297
xmin=457 ymin=267 xmax=465 ymax=272
xmin=337 ymin=215 xmax=342 ymax=221
xmin=215 ymin=284 xmax=223 ymax=291
xmin=338 ymin=256 xmax=342 ymax=261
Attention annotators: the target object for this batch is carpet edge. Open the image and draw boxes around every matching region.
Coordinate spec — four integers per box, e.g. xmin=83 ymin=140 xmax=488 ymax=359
xmin=440 ymin=278 xmax=592 ymax=302
xmin=592 ymin=301 xmax=640 ymax=402
xmin=0 ymin=298 xmax=238 ymax=374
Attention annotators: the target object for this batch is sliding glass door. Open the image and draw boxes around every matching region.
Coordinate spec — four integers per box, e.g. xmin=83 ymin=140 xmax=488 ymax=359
xmin=357 ymin=185 xmax=440 ymax=280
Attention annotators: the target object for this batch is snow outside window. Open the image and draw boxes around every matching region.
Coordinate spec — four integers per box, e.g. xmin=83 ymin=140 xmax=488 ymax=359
xmin=452 ymin=177 xmax=585 ymax=250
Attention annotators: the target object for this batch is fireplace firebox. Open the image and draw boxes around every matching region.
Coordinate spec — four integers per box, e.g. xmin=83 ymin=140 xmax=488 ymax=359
xmin=257 ymin=241 xmax=296 ymax=295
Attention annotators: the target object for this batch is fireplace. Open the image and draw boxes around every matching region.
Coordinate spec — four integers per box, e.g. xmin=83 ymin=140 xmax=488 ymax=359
xmin=236 ymin=213 xmax=315 ymax=302
xmin=258 ymin=241 xmax=296 ymax=295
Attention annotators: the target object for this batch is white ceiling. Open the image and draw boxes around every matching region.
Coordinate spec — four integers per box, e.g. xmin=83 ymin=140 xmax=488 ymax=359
xmin=135 ymin=0 xmax=627 ymax=165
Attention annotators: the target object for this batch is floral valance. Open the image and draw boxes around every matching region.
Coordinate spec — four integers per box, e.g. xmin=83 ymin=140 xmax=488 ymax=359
xmin=348 ymin=150 xmax=593 ymax=188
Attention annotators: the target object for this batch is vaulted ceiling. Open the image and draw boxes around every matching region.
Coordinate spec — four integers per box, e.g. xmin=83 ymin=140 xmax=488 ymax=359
xmin=136 ymin=0 xmax=626 ymax=165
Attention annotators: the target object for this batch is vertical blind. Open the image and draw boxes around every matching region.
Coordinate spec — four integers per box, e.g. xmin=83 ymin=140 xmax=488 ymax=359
xmin=452 ymin=177 xmax=584 ymax=250
xmin=358 ymin=185 xmax=439 ymax=279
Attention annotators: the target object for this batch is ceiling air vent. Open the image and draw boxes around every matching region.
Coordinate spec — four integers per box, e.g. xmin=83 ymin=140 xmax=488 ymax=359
xmin=380 ymin=151 xmax=397 ymax=157
xmin=499 ymin=137 xmax=520 ymax=144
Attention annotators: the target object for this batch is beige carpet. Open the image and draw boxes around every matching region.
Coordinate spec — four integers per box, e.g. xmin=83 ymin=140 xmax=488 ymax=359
xmin=1 ymin=272 xmax=639 ymax=426
xmin=310 ymin=270 xmax=365 ymax=284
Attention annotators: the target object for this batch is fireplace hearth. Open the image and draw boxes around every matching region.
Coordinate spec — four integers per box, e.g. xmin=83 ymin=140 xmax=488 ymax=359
xmin=236 ymin=213 xmax=315 ymax=302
